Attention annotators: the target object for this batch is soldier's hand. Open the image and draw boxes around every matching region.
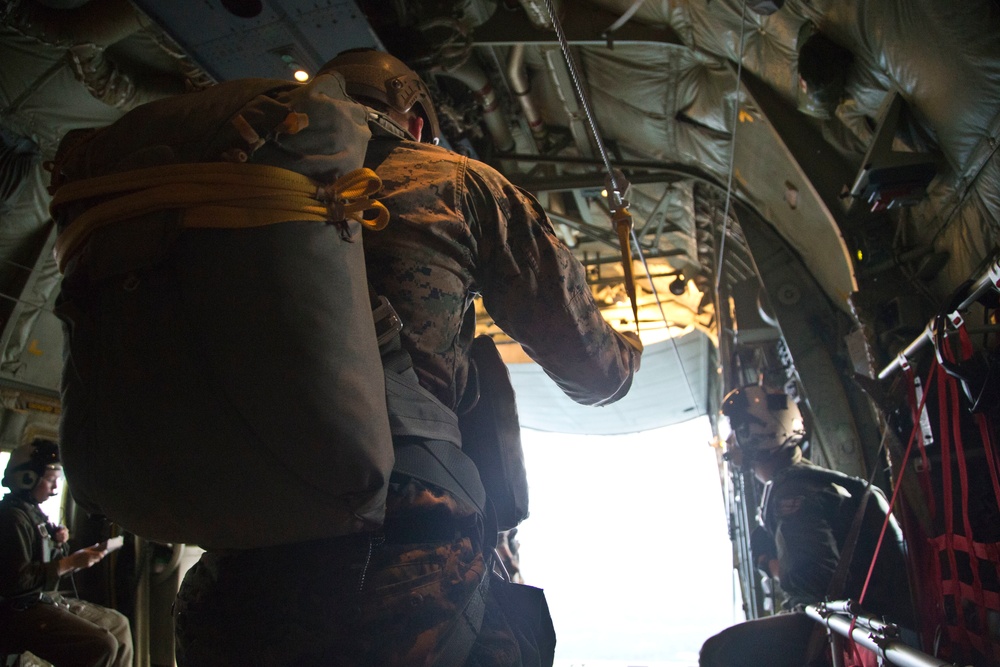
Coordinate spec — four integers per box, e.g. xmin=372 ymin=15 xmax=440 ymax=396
xmin=52 ymin=525 xmax=70 ymax=544
xmin=60 ymin=546 xmax=106 ymax=574
xmin=618 ymin=330 xmax=643 ymax=372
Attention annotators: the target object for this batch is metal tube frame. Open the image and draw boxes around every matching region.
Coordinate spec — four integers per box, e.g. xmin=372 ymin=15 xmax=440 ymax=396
xmin=877 ymin=256 xmax=1000 ymax=380
xmin=805 ymin=602 xmax=962 ymax=667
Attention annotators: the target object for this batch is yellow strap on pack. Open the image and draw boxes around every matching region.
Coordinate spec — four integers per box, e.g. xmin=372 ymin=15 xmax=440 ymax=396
xmin=50 ymin=162 xmax=388 ymax=273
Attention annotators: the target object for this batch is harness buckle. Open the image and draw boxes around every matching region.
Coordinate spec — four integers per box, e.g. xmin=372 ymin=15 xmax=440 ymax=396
xmin=373 ymin=295 xmax=403 ymax=347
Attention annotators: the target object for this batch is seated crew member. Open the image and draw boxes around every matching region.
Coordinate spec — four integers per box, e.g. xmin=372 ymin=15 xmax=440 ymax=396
xmin=700 ymin=385 xmax=915 ymax=667
xmin=0 ymin=439 xmax=133 ymax=667
xmin=172 ymin=49 xmax=642 ymax=667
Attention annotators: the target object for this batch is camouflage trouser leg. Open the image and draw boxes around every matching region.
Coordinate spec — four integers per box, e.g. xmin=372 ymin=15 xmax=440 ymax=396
xmin=360 ymin=535 xmax=497 ymax=666
xmin=174 ymin=533 xmax=522 ymax=666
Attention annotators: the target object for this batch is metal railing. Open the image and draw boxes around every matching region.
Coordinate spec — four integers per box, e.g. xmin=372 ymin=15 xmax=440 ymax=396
xmin=805 ymin=601 xmax=964 ymax=667
xmin=878 ymin=257 xmax=1000 ymax=380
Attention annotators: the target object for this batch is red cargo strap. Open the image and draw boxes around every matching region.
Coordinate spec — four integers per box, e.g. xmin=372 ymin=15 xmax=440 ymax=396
xmin=859 ymin=361 xmax=937 ymax=609
xmin=927 ymin=313 xmax=1000 ymax=664
xmin=948 ymin=314 xmax=1000 ymax=515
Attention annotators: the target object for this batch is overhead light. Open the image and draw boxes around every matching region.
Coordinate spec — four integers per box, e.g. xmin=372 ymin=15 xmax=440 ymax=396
xmin=273 ymin=47 xmax=311 ymax=83
xmin=669 ymin=274 xmax=687 ymax=296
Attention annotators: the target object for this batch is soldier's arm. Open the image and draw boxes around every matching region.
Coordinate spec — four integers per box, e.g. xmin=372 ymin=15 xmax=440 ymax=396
xmin=464 ymin=162 xmax=641 ymax=406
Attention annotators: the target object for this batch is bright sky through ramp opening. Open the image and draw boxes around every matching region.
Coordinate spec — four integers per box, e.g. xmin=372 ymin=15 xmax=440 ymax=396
xmin=515 ymin=417 xmax=742 ymax=667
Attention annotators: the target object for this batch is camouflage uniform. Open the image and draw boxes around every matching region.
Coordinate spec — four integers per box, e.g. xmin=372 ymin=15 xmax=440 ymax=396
xmin=175 ymin=136 xmax=638 ymax=666
xmin=700 ymin=460 xmax=915 ymax=667
xmin=0 ymin=493 xmax=133 ymax=667
xmin=363 ymin=138 xmax=638 ymax=411
xmin=361 ymin=137 xmax=639 ymax=665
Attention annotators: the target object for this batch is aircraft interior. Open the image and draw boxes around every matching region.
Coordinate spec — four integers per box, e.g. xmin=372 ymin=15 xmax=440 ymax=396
xmin=1 ymin=0 xmax=1000 ymax=665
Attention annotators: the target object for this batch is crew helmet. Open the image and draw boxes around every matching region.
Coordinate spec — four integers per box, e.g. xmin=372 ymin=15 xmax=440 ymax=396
xmin=722 ymin=385 xmax=804 ymax=454
xmin=2 ymin=438 xmax=61 ymax=491
xmin=319 ymin=48 xmax=441 ymax=144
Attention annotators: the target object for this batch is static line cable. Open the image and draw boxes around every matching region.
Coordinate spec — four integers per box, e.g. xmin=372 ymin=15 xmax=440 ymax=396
xmin=631 ymin=226 xmax=700 ymax=411
xmin=542 ymin=0 xmax=619 ymax=202
xmin=542 ymin=0 xmax=644 ymax=332
xmin=0 ymin=290 xmax=51 ymax=314
xmin=2 ymin=257 xmax=44 ymax=274
xmin=714 ymin=0 xmax=749 ymax=296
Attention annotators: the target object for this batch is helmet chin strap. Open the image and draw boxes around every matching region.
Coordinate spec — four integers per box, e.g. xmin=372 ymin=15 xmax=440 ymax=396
xmin=367 ymin=109 xmax=417 ymax=142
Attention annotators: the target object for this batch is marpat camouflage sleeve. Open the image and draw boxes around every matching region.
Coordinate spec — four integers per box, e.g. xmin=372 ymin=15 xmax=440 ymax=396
xmin=464 ymin=160 xmax=639 ymax=406
xmin=363 ymin=139 xmax=639 ymax=410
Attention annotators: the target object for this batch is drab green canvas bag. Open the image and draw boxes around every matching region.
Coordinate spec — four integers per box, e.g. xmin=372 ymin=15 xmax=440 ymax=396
xmin=51 ymin=74 xmax=394 ymax=549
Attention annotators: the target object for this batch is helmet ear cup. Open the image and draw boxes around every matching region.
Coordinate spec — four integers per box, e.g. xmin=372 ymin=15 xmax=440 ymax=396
xmin=3 ymin=439 xmax=59 ymax=491
xmin=17 ymin=469 xmax=37 ymax=490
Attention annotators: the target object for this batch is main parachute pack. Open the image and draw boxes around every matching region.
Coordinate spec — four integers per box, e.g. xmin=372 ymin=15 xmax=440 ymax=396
xmin=47 ymin=73 xmax=528 ymax=549
xmin=49 ymin=74 xmax=395 ymax=549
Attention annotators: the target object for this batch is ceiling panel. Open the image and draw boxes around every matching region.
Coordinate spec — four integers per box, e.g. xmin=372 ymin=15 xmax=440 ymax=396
xmin=132 ymin=0 xmax=379 ymax=82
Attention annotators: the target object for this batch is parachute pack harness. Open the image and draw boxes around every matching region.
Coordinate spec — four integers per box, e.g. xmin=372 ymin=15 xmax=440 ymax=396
xmin=48 ymin=69 xmax=506 ymax=558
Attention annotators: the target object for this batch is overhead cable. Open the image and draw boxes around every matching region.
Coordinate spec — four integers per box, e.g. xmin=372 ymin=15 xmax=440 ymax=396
xmin=541 ymin=0 xmax=700 ymax=411
xmin=541 ymin=0 xmax=641 ymax=335
xmin=715 ymin=0 xmax=750 ymax=297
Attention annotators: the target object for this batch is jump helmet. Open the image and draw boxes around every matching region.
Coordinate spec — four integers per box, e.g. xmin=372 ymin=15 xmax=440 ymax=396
xmin=721 ymin=385 xmax=804 ymax=455
xmin=319 ymin=48 xmax=441 ymax=145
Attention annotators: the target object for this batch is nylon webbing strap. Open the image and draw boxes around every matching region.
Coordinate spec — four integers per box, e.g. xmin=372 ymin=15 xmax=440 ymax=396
xmin=945 ymin=314 xmax=1000 ymax=513
xmin=429 ymin=560 xmax=489 ymax=667
xmin=50 ymin=162 xmax=388 ymax=272
xmin=802 ymin=464 xmax=880 ymax=665
xmin=930 ymin=320 xmax=998 ymax=663
xmin=393 ymin=440 xmax=486 ymax=517
xmin=823 ymin=466 xmax=879 ymax=601
xmin=383 ymin=369 xmax=464 ymax=444
xmin=371 ymin=286 xmax=488 ymax=519
xmin=904 ymin=364 xmax=937 ymax=518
